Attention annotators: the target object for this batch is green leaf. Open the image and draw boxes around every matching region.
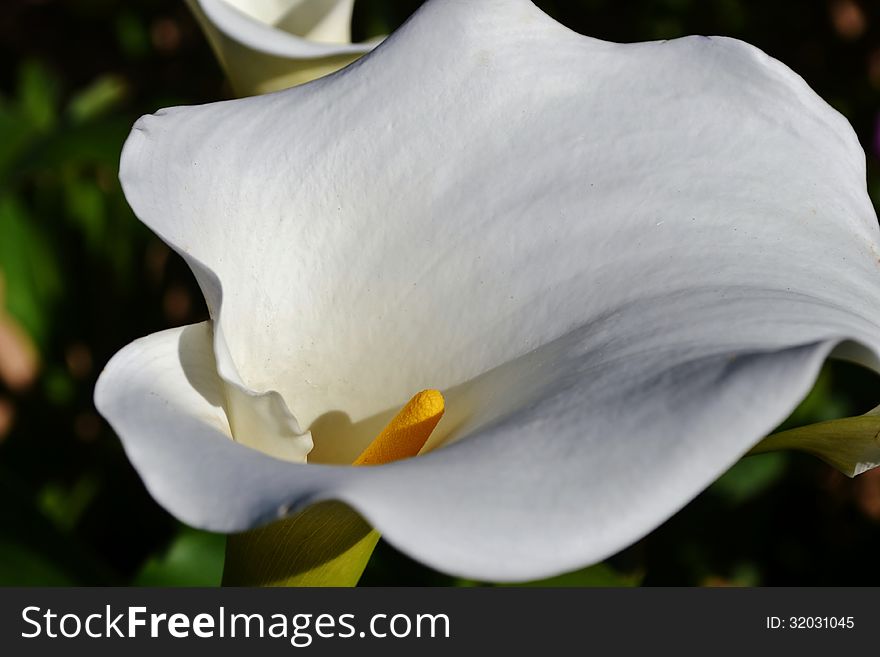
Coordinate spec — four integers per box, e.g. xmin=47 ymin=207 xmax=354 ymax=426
xmin=0 ymin=467 xmax=117 ymax=585
xmin=43 ymin=366 xmax=75 ymax=406
xmin=751 ymin=406 xmax=880 ymax=477
xmin=38 ymin=476 xmax=101 ymax=533
xmin=115 ymin=11 xmax=151 ymax=60
xmin=0 ymin=103 xmax=36 ymax=180
xmin=63 ymin=175 xmax=107 ymax=252
xmin=67 ymin=75 xmax=129 ymax=124
xmin=134 ymin=528 xmax=226 ymax=586
xmin=17 ymin=60 xmax=59 ymax=133
xmin=21 ymin=119 xmax=131 ymax=173
xmin=710 ymin=452 xmax=788 ymax=505
xmin=0 ymin=194 xmax=62 ymax=347
xmin=223 ymin=501 xmax=380 ymax=587
xmin=0 ymin=539 xmax=76 ymax=586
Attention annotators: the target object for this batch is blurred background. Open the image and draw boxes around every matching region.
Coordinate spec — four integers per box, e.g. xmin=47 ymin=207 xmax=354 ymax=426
xmin=1 ymin=0 xmax=879 ymax=586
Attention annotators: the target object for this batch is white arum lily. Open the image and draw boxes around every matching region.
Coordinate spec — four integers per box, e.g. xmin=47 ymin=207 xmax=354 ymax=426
xmin=186 ymin=0 xmax=382 ymax=95
xmin=96 ymin=0 xmax=880 ymax=583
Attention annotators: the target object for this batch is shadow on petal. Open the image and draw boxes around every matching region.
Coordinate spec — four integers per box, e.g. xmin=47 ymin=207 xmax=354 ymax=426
xmin=178 ymin=322 xmax=227 ymax=410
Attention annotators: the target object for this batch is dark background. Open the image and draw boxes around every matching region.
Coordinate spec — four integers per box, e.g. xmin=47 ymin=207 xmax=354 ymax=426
xmin=0 ymin=0 xmax=879 ymax=586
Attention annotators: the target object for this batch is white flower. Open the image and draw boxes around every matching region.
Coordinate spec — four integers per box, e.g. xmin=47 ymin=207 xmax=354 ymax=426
xmin=96 ymin=0 xmax=880 ymax=582
xmin=186 ymin=0 xmax=381 ymax=94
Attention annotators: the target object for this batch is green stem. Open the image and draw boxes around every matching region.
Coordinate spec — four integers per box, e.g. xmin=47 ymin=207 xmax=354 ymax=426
xmin=222 ymin=501 xmax=380 ymax=587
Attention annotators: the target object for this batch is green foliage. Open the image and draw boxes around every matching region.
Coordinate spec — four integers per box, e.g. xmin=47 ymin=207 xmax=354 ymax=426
xmin=1 ymin=0 xmax=879 ymax=588
xmin=0 ymin=1 xmax=204 ymax=588
xmin=0 ymin=59 xmax=139 ymax=348
xmin=115 ymin=11 xmax=151 ymax=60
xmin=711 ymin=453 xmax=789 ymax=506
xmin=18 ymin=60 xmax=59 ymax=134
xmin=67 ymin=75 xmax=129 ymax=125
xmin=0 ymin=540 xmax=76 ymax=586
xmin=0 ymin=194 xmax=62 ymax=346
xmin=134 ymin=529 xmax=226 ymax=586
xmin=38 ymin=475 xmax=101 ymax=532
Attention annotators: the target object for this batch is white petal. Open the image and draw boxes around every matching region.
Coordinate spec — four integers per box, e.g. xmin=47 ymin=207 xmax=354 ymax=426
xmin=187 ymin=0 xmax=379 ymax=94
xmin=94 ymin=322 xmax=339 ymax=528
xmin=107 ymin=0 xmax=880 ymax=579
xmin=220 ymin=0 xmax=357 ymax=44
